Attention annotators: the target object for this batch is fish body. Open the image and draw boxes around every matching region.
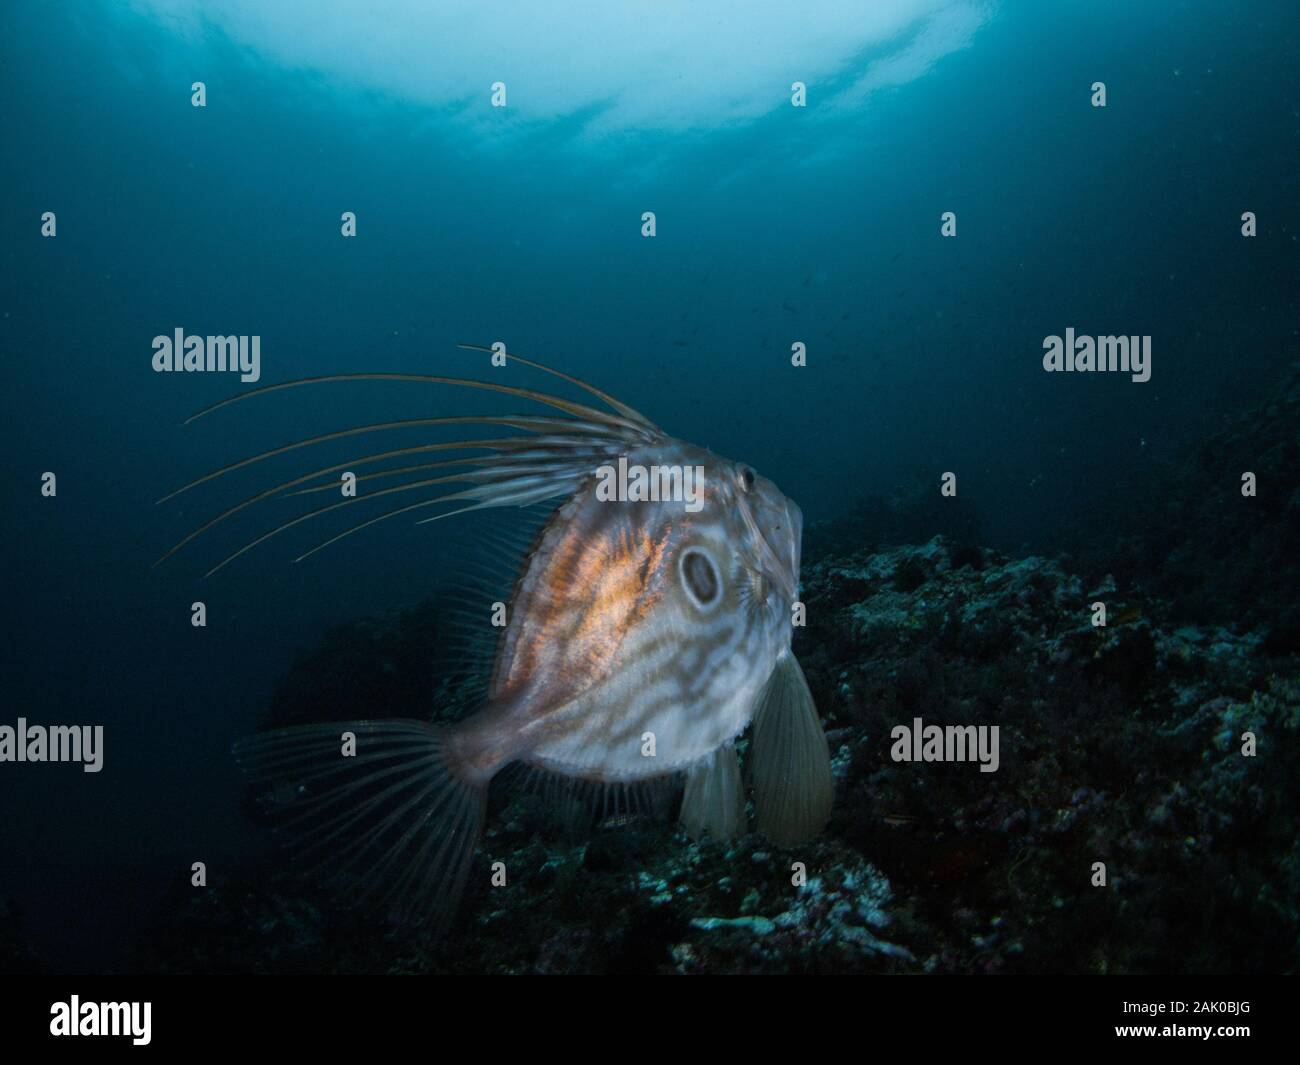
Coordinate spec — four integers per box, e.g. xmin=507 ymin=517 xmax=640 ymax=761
xmin=450 ymin=438 xmax=803 ymax=784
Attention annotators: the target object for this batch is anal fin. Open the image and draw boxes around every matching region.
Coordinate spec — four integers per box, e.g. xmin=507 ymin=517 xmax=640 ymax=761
xmin=680 ymin=743 xmax=746 ymax=841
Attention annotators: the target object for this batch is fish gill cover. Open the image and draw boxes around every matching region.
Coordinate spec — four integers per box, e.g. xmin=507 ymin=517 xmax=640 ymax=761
xmin=1 ymin=0 xmax=1297 ymax=1011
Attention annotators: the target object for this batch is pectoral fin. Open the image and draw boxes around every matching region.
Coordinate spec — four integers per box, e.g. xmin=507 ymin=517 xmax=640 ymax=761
xmin=679 ymin=743 xmax=746 ymax=841
xmin=750 ymin=651 xmax=832 ymax=847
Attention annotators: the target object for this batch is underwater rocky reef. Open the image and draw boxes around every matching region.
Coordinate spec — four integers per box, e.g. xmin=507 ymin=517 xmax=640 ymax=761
xmin=118 ymin=540 xmax=1296 ymax=975
xmin=1099 ymin=363 xmax=1300 ymax=648
xmin=111 ymin=366 xmax=1300 ymax=975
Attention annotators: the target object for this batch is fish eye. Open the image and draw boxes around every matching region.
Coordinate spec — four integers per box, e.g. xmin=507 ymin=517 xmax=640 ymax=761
xmin=739 ymin=467 xmax=755 ymax=492
xmin=680 ymin=548 xmax=721 ymax=608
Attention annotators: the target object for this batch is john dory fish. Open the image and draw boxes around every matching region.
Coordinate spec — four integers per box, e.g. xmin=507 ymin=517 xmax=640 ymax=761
xmin=158 ymin=346 xmax=832 ymax=924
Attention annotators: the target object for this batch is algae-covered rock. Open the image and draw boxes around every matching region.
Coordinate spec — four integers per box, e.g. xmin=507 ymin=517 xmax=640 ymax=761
xmin=136 ymin=536 xmax=1299 ymax=974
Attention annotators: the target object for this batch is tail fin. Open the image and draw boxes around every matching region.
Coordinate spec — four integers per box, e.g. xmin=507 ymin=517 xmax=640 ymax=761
xmin=234 ymin=720 xmax=486 ymax=929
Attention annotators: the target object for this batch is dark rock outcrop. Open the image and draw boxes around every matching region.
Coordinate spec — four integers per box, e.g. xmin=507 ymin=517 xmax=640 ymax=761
xmin=135 ymin=536 xmax=1299 ymax=974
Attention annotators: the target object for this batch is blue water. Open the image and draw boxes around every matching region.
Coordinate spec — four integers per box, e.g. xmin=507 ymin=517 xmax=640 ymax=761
xmin=1 ymin=0 xmax=1295 ymax=971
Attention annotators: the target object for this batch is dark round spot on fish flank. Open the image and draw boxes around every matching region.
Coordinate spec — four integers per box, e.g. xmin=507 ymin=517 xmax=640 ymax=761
xmin=681 ymin=549 xmax=719 ymax=605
